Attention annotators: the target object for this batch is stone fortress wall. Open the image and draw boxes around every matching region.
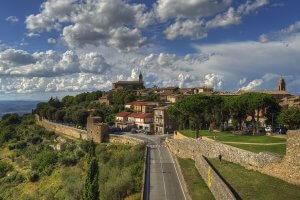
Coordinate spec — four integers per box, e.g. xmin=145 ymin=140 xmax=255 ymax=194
xmin=166 ymin=130 xmax=300 ymax=199
xmin=36 ymin=116 xmax=144 ymax=145
xmin=166 ymin=137 xmax=281 ymax=169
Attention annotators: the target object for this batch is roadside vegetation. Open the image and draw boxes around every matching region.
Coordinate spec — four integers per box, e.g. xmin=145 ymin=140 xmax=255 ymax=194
xmin=0 ymin=113 xmax=145 ymax=200
xmin=178 ymin=158 xmax=215 ymax=200
xmin=228 ymin=143 xmax=286 ymax=157
xmin=208 ymin=158 xmax=300 ymax=200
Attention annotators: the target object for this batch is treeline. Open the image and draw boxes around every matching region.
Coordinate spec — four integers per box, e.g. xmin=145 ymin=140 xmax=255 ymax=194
xmin=35 ymin=90 xmax=160 ymax=127
xmin=168 ymin=92 xmax=281 ymax=134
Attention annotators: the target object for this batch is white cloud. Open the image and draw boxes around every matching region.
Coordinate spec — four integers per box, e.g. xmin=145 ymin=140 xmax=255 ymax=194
xmin=164 ymin=0 xmax=269 ymax=40
xmin=280 ymin=21 xmax=300 ymax=35
xmin=6 ymin=16 xmax=19 ymax=23
xmin=26 ymin=0 xmax=154 ymax=52
xmin=203 ymin=73 xmax=223 ymax=89
xmin=155 ymin=0 xmax=232 ymax=22
xmin=26 ymin=32 xmax=40 ymax=37
xmin=47 ymin=38 xmax=56 ymax=44
xmin=241 ymin=79 xmax=263 ymax=90
xmin=0 ymin=49 xmax=111 ymax=78
xmin=259 ymin=34 xmax=269 ymax=43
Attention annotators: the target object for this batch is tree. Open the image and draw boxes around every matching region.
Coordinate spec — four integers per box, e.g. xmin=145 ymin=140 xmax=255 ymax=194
xmin=62 ymin=96 xmax=75 ymax=107
xmin=72 ymin=109 xmax=89 ymax=127
xmin=277 ymin=108 xmax=300 ymax=129
xmin=83 ymin=140 xmax=99 ymax=200
xmin=54 ymin=110 xmax=66 ymax=123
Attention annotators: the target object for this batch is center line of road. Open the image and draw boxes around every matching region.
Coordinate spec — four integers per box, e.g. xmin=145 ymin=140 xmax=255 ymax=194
xmin=158 ymin=146 xmax=168 ymax=200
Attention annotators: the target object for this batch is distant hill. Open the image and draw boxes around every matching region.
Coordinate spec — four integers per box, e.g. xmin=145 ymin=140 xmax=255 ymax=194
xmin=0 ymin=100 xmax=41 ymax=118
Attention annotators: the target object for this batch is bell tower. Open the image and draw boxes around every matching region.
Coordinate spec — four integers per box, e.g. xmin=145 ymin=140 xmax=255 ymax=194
xmin=278 ymin=77 xmax=286 ymax=91
xmin=139 ymin=71 xmax=143 ymax=83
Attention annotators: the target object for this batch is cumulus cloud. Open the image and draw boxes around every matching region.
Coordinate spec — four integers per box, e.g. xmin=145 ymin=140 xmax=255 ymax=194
xmin=239 ymin=77 xmax=247 ymax=85
xmin=0 ymin=49 xmax=111 ymax=78
xmin=203 ymin=73 xmax=223 ymax=89
xmin=241 ymin=79 xmax=263 ymax=90
xmin=26 ymin=32 xmax=40 ymax=37
xmin=47 ymin=38 xmax=56 ymax=44
xmin=164 ymin=0 xmax=269 ymax=40
xmin=6 ymin=16 xmax=19 ymax=23
xmin=155 ymin=0 xmax=232 ymax=22
xmin=26 ymin=0 xmax=154 ymax=51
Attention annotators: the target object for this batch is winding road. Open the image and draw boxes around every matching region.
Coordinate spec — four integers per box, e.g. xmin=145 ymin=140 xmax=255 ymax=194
xmin=125 ymin=133 xmax=186 ymax=200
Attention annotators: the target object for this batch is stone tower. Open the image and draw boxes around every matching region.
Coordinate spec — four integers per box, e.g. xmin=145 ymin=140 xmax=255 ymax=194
xmin=139 ymin=71 xmax=143 ymax=83
xmin=278 ymin=77 xmax=286 ymax=91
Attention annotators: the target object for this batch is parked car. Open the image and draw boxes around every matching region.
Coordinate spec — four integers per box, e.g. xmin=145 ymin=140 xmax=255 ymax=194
xmin=265 ymin=126 xmax=272 ymax=132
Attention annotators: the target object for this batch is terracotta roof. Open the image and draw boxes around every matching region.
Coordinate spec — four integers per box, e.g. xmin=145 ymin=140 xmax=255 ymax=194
xmin=116 ymin=112 xmax=131 ymax=117
xmin=126 ymin=101 xmax=158 ymax=106
xmin=128 ymin=113 xmax=154 ymax=118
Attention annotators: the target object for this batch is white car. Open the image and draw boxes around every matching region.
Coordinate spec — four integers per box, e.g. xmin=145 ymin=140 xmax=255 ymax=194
xmin=265 ymin=126 xmax=272 ymax=132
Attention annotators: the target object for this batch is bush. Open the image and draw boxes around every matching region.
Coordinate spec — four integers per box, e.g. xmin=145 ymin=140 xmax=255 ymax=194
xmin=15 ymin=141 xmax=27 ymax=149
xmin=0 ymin=161 xmax=13 ymax=178
xmin=27 ymin=171 xmax=39 ymax=182
xmin=59 ymin=152 xmax=78 ymax=166
xmin=3 ymin=171 xmax=25 ymax=183
xmin=32 ymin=150 xmax=58 ymax=174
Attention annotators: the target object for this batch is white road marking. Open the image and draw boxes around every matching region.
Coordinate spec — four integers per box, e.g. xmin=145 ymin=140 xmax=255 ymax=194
xmin=158 ymin=146 xmax=168 ymax=200
xmin=166 ymin=145 xmax=187 ymax=200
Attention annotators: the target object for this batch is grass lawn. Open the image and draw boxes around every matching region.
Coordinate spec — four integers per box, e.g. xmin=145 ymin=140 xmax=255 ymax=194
xmin=177 ymin=157 xmax=215 ymax=200
xmin=208 ymin=158 xmax=300 ymax=200
xmin=228 ymin=144 xmax=286 ymax=157
xmin=180 ymin=130 xmax=286 ymax=143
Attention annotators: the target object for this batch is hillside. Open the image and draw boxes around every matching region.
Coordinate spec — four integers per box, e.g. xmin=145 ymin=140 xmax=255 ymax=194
xmin=0 ymin=114 xmax=145 ymax=200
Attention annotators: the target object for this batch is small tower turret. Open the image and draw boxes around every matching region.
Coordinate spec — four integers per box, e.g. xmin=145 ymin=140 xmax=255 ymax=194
xmin=278 ymin=77 xmax=286 ymax=91
xmin=139 ymin=71 xmax=143 ymax=83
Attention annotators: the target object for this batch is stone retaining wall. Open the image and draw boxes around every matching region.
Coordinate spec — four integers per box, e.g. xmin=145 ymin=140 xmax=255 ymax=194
xmin=194 ymin=155 xmax=236 ymax=200
xmin=108 ymin=134 xmax=144 ymax=145
xmin=286 ymin=130 xmax=300 ymax=166
xmin=166 ymin=138 xmax=281 ymax=169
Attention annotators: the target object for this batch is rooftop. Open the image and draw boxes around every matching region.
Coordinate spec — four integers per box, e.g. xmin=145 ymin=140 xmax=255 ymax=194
xmin=116 ymin=112 xmax=131 ymax=117
xmin=128 ymin=113 xmax=154 ymax=118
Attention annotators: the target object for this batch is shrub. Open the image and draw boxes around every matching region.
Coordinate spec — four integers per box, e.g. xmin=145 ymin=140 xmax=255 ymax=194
xmin=27 ymin=171 xmax=39 ymax=182
xmin=32 ymin=150 xmax=58 ymax=174
xmin=3 ymin=171 xmax=25 ymax=183
xmin=0 ymin=161 xmax=13 ymax=178
xmin=15 ymin=141 xmax=27 ymax=149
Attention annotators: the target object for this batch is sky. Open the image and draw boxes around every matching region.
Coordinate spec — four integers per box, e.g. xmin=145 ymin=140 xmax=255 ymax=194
xmin=0 ymin=0 xmax=300 ymax=100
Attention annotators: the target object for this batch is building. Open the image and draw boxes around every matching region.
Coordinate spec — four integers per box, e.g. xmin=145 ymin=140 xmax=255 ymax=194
xmin=112 ymin=72 xmax=144 ymax=91
xmin=125 ymin=101 xmax=160 ymax=113
xmin=193 ymin=87 xmax=214 ymax=94
xmin=99 ymin=94 xmax=113 ymax=105
xmin=280 ymin=96 xmax=300 ymax=109
xmin=87 ymin=116 xmax=108 ymax=143
xmin=127 ymin=113 xmax=154 ymax=133
xmin=166 ymin=94 xmax=184 ymax=103
xmin=154 ymin=106 xmax=178 ymax=134
xmin=115 ymin=112 xmax=132 ymax=130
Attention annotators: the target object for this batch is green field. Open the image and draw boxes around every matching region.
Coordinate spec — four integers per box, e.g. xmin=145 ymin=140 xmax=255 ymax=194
xmin=208 ymin=158 xmax=300 ymax=200
xmin=228 ymin=143 xmax=286 ymax=156
xmin=180 ymin=129 xmax=286 ymax=143
xmin=177 ymin=158 xmax=214 ymax=200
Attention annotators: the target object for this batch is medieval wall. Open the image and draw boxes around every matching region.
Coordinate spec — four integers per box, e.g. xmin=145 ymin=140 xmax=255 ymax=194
xmin=36 ymin=117 xmax=88 ymax=140
xmin=108 ymin=134 xmax=144 ymax=145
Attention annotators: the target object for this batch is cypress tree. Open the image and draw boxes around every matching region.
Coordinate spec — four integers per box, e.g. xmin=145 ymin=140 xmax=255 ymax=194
xmin=83 ymin=157 xmax=99 ymax=200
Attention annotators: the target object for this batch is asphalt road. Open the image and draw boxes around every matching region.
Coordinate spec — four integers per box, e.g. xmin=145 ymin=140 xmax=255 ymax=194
xmin=126 ymin=133 xmax=186 ymax=200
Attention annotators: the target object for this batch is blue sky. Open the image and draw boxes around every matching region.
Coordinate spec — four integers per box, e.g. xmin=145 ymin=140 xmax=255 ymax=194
xmin=0 ymin=0 xmax=300 ymax=100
